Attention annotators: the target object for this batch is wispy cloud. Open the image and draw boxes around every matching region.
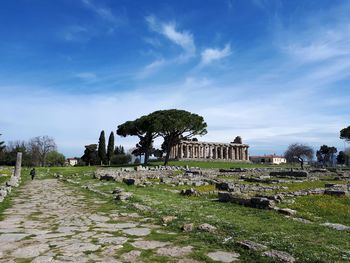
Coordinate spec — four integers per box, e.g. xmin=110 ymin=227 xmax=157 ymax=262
xmin=137 ymin=59 xmax=166 ymax=78
xmin=81 ymin=0 xmax=120 ymax=24
xmin=76 ymin=72 xmax=97 ymax=81
xmin=145 ymin=15 xmax=196 ymax=59
xmin=60 ymin=25 xmax=91 ymax=42
xmin=200 ymin=44 xmax=232 ymax=66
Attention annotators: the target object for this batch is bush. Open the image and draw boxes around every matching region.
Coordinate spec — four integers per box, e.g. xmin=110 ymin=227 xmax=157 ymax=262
xmin=110 ymin=154 xmax=132 ymax=165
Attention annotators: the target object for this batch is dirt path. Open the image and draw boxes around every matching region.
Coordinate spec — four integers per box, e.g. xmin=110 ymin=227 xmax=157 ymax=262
xmin=0 ymin=179 xmax=199 ymax=263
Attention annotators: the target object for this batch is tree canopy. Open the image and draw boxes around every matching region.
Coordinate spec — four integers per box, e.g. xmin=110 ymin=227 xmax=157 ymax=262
xmin=117 ymin=114 xmax=159 ymax=164
xmin=284 ymin=143 xmax=314 ymax=169
xmin=81 ymin=144 xmax=99 ymax=166
xmin=316 ymin=145 xmax=337 ymax=167
xmin=340 ymin=126 xmax=350 ymax=142
xmin=149 ymin=109 xmax=207 ymax=165
xmin=116 ymin=109 xmax=207 ymax=165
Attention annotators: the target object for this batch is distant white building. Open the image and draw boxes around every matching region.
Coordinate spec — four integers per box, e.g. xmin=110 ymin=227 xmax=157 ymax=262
xmin=250 ymin=155 xmax=287 ymax=165
xmin=66 ymin=158 xmax=78 ymax=166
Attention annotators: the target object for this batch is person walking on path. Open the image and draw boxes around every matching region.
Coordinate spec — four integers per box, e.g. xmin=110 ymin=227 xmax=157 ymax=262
xmin=30 ymin=168 xmax=36 ymax=180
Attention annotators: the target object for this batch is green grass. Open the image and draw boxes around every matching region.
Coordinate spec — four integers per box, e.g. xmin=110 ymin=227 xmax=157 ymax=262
xmin=280 ymin=195 xmax=350 ymax=225
xmin=51 ymin=166 xmax=350 ymax=263
xmin=4 ymin=166 xmax=348 ymax=262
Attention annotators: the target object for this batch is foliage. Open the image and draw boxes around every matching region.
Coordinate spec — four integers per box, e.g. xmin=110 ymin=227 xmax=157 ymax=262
xmin=98 ymin=130 xmax=107 ymax=165
xmin=110 ymin=154 xmax=132 ymax=165
xmin=81 ymin=144 xmax=99 ymax=166
xmin=336 ymin=151 xmax=346 ymax=165
xmin=27 ymin=136 xmax=57 ymax=166
xmin=0 ymin=137 xmax=57 ymax=167
xmin=284 ymin=143 xmax=314 ymax=169
xmin=0 ymin=134 xmax=5 ymax=152
xmin=117 ymin=114 xmax=159 ymax=165
xmin=316 ymin=145 xmax=337 ymax=167
xmin=107 ymin=131 xmax=115 ymax=165
xmin=46 ymin=151 xmax=66 ymax=166
xmin=114 ymin=145 xmax=125 ymax=155
xmin=149 ymin=109 xmax=207 ymax=165
xmin=340 ymin=125 xmax=350 ymax=142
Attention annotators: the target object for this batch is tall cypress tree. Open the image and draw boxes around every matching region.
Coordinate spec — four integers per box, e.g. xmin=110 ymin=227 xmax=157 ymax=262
xmin=107 ymin=131 xmax=115 ymax=166
xmin=98 ymin=130 xmax=107 ymax=165
xmin=0 ymin=134 xmax=5 ymax=152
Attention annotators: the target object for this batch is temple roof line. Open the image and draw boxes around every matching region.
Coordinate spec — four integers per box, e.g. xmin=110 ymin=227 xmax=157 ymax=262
xmin=178 ymin=140 xmax=249 ymax=147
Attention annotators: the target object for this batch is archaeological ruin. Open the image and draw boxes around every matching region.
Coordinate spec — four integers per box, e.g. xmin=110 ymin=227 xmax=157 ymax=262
xmin=169 ymin=136 xmax=249 ymax=162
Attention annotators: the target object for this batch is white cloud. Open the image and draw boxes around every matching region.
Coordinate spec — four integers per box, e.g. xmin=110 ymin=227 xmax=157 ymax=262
xmin=200 ymin=44 xmax=232 ymax=66
xmin=138 ymin=59 xmax=166 ymax=78
xmin=145 ymin=15 xmax=196 ymax=58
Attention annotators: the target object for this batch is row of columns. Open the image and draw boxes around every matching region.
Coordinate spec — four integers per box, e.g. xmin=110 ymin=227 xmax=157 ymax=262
xmin=170 ymin=142 xmax=249 ymax=161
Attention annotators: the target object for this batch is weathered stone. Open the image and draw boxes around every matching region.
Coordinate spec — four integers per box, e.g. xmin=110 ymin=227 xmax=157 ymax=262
xmin=198 ymin=223 xmax=217 ymax=233
xmin=207 ymin=251 xmax=240 ymax=262
xmin=12 ymin=243 xmax=50 ymax=258
xmin=131 ymin=240 xmax=170 ymax=249
xmin=276 ymin=208 xmax=297 ymax=216
xmin=270 ymin=171 xmax=308 ymax=178
xmin=115 ymin=191 xmax=133 ymax=201
xmin=237 ymin=240 xmax=267 ymax=251
xmin=123 ymin=227 xmax=151 ymax=236
xmin=263 ymin=250 xmax=296 ymax=263
xmin=121 ymin=250 xmax=142 ymax=261
xmin=182 ymin=223 xmax=194 ymax=232
xmin=180 ymin=188 xmax=199 ymax=196
xmin=157 ymin=246 xmax=193 ymax=257
xmin=321 ymin=222 xmax=350 ymax=231
xmin=162 ymin=216 xmax=177 ymax=224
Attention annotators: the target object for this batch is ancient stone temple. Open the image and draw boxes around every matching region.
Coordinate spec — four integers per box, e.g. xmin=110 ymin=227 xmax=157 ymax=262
xmin=170 ymin=136 xmax=249 ymax=162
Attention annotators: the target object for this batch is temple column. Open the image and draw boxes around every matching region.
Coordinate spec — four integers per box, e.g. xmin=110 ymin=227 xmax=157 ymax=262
xmin=245 ymin=148 xmax=249 ymax=160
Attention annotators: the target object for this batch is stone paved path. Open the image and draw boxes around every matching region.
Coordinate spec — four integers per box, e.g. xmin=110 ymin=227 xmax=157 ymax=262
xmin=0 ymin=179 xmax=198 ymax=263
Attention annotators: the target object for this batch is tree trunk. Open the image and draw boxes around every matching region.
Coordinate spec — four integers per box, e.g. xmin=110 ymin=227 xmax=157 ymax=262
xmin=164 ymin=149 xmax=171 ymax=166
xmin=144 ymin=150 xmax=149 ymax=165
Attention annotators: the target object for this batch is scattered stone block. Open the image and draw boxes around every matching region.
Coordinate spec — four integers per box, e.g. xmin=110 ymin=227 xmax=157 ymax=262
xmin=180 ymin=188 xmax=199 ymax=196
xmin=182 ymin=223 xmax=194 ymax=232
xmin=207 ymin=251 xmax=240 ymax=262
xmin=270 ymin=171 xmax=308 ymax=178
xmin=162 ymin=216 xmax=177 ymax=224
xmin=198 ymin=223 xmax=217 ymax=233
xmin=237 ymin=240 xmax=267 ymax=251
xmin=115 ymin=191 xmax=133 ymax=201
xmin=321 ymin=222 xmax=350 ymax=231
xmin=263 ymin=250 xmax=296 ymax=263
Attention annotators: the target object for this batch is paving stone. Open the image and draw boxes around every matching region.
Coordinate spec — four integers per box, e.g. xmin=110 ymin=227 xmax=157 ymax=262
xmin=121 ymin=250 xmax=142 ymax=261
xmin=123 ymin=227 xmax=151 ymax=236
xmin=132 ymin=240 xmax=170 ymax=249
xmin=157 ymin=246 xmax=193 ymax=257
xmin=12 ymin=243 xmax=50 ymax=258
xmin=207 ymin=251 xmax=240 ymax=262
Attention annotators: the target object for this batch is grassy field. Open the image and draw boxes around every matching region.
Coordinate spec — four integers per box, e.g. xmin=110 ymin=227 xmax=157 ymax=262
xmin=26 ymin=166 xmax=350 ymax=263
xmin=1 ymin=166 xmax=349 ymax=262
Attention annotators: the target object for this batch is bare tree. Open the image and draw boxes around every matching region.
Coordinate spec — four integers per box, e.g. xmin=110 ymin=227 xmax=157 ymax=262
xmin=284 ymin=143 xmax=314 ymax=169
xmin=28 ymin=136 xmax=57 ymax=166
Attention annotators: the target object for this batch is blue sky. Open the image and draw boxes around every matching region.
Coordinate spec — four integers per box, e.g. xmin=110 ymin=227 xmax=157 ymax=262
xmin=1 ymin=0 xmax=350 ymax=157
